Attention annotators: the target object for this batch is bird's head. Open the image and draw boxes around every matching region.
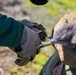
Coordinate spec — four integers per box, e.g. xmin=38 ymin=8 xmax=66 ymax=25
xmin=51 ymin=23 xmax=76 ymax=48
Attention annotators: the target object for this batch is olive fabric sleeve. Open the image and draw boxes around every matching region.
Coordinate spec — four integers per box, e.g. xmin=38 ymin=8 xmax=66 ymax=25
xmin=0 ymin=14 xmax=24 ymax=49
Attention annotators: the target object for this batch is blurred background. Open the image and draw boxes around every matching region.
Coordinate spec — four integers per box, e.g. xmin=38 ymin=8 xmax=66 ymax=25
xmin=0 ymin=0 xmax=76 ymax=75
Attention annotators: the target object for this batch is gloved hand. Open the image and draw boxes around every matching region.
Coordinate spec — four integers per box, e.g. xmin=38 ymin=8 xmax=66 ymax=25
xmin=21 ymin=19 xmax=47 ymax=41
xmin=15 ymin=20 xmax=47 ymax=66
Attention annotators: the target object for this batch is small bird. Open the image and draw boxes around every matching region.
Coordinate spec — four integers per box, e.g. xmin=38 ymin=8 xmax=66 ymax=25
xmin=51 ymin=12 xmax=76 ymax=68
xmin=51 ymin=22 xmax=76 ymax=48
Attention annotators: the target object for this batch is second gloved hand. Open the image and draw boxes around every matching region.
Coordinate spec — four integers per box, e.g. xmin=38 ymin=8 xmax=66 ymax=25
xmin=15 ymin=26 xmax=41 ymax=66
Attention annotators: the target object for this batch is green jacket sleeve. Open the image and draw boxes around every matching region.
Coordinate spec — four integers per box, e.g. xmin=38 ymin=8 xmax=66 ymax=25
xmin=0 ymin=14 xmax=24 ymax=49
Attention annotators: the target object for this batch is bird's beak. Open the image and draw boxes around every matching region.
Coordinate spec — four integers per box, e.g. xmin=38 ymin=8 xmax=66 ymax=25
xmin=39 ymin=37 xmax=68 ymax=49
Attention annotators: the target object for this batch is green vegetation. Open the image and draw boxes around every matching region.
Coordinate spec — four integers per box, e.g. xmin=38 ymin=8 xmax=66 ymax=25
xmin=33 ymin=51 xmax=50 ymax=72
xmin=25 ymin=0 xmax=76 ymax=16
xmin=25 ymin=0 xmax=37 ymax=9
xmin=57 ymin=0 xmax=76 ymax=10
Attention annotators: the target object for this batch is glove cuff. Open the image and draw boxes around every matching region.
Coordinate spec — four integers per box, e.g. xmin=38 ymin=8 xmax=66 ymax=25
xmin=21 ymin=20 xmax=36 ymax=29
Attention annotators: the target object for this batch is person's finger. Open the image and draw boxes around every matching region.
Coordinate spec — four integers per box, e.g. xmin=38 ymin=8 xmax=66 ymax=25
xmin=38 ymin=30 xmax=47 ymax=41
